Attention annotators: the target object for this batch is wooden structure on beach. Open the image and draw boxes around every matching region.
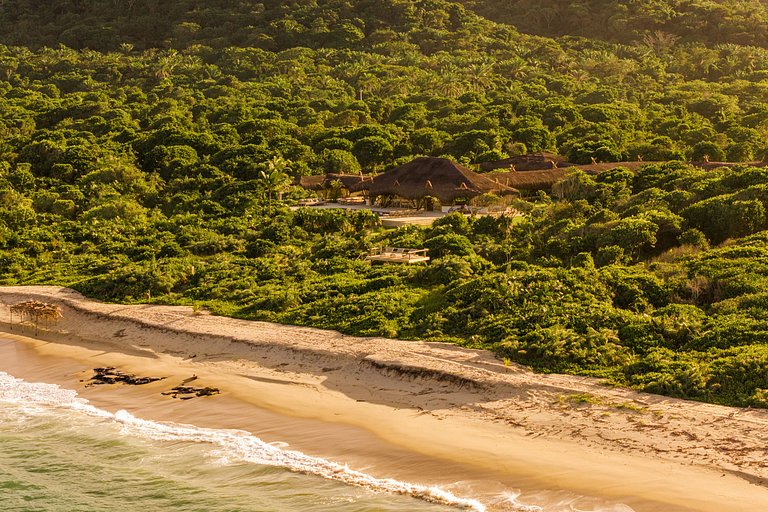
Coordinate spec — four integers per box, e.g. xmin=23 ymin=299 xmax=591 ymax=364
xmin=9 ymin=300 xmax=63 ymax=334
xmin=366 ymin=247 xmax=430 ymax=264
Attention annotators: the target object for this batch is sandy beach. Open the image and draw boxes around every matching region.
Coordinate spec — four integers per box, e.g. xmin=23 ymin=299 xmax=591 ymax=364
xmin=1 ymin=285 xmax=767 ymax=511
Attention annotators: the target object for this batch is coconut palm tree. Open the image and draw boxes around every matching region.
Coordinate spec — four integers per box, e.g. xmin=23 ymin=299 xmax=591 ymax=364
xmin=259 ymin=156 xmax=292 ymax=213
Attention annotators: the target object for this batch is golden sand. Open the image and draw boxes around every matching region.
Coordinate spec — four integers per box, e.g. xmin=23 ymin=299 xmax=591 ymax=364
xmin=1 ymin=286 xmax=767 ymax=511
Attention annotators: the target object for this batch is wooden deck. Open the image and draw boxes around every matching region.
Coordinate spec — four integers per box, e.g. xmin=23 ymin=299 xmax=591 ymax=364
xmin=366 ymin=247 xmax=430 ymax=264
xmin=380 ymin=216 xmax=439 ymax=227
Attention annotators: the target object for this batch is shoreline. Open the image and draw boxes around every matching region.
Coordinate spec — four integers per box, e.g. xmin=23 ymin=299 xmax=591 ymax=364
xmin=1 ymin=285 xmax=767 ymax=511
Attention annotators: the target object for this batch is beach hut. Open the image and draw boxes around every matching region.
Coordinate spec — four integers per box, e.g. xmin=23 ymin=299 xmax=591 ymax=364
xmin=351 ymin=157 xmax=519 ymax=209
xmin=9 ymin=300 xmax=63 ymax=334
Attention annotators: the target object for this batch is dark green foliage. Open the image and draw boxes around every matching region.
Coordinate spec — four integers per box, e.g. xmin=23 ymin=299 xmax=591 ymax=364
xmin=681 ymin=196 xmax=767 ymax=244
xmin=1 ymin=1 xmax=768 ymax=409
xmin=424 ymin=233 xmax=475 ymax=258
xmin=691 ymin=141 xmax=726 ymax=162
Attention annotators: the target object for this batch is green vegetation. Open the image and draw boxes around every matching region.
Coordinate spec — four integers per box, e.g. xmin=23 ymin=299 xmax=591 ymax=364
xmin=457 ymin=0 xmax=768 ymax=47
xmin=1 ymin=1 xmax=768 ymax=408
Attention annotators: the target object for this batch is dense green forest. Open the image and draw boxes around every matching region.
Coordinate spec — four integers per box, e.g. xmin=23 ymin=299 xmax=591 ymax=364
xmin=458 ymin=0 xmax=768 ymax=47
xmin=1 ymin=0 xmax=767 ymax=407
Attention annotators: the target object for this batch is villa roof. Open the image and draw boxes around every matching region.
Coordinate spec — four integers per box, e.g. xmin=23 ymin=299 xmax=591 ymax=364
xmin=479 ymin=152 xmax=574 ymax=172
xmin=295 ymin=173 xmax=370 ymax=191
xmin=488 ymin=168 xmax=571 ymax=191
xmin=352 ymin=157 xmax=518 ymax=203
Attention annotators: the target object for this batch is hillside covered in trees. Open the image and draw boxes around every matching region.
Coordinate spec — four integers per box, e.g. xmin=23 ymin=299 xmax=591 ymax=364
xmin=457 ymin=0 xmax=768 ymax=47
xmin=1 ymin=0 xmax=768 ymax=407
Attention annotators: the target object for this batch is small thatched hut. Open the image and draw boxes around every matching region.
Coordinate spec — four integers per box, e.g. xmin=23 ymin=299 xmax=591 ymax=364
xmin=352 ymin=157 xmax=518 ymax=207
xmin=294 ymin=173 xmax=370 ymax=191
xmin=479 ymin=152 xmax=574 ymax=172
xmin=9 ymin=300 xmax=63 ymax=334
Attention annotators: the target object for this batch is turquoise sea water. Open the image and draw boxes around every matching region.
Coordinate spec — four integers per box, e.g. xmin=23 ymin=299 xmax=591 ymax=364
xmin=0 ymin=365 xmax=638 ymax=512
xmin=0 ymin=371 xmax=491 ymax=512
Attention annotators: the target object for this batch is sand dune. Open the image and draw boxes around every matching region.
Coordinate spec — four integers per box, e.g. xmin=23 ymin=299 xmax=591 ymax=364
xmin=0 ymin=285 xmax=766 ymax=511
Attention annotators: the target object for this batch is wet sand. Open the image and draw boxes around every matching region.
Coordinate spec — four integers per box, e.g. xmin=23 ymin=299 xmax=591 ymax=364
xmin=1 ymin=286 xmax=767 ymax=511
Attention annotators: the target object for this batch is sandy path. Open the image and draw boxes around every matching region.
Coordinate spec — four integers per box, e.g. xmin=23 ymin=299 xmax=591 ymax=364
xmin=0 ymin=286 xmax=766 ymax=511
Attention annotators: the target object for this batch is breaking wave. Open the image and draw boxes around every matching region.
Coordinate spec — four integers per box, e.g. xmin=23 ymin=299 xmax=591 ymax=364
xmin=0 ymin=371 xmax=524 ymax=511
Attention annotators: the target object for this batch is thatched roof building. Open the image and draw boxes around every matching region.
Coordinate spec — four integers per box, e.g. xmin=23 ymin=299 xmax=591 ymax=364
xmin=691 ymin=160 xmax=768 ymax=170
xmin=488 ymin=168 xmax=571 ymax=192
xmin=479 ymin=152 xmax=574 ymax=172
xmin=482 ymin=156 xmax=768 ymax=177
xmin=352 ymin=157 xmax=518 ymax=204
xmin=488 ymin=162 xmax=654 ymax=192
xmin=570 ymin=161 xmax=656 ymax=174
xmin=573 ymin=161 xmax=768 ymax=173
xmin=294 ymin=173 xmax=371 ymax=191
xmin=294 ymin=174 xmax=324 ymax=190
xmin=558 ymin=160 xmax=768 ymax=174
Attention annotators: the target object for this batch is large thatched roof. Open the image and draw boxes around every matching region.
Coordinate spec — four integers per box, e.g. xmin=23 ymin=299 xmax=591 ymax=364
xmin=352 ymin=157 xmax=518 ymax=203
xmin=479 ymin=152 xmax=574 ymax=172
xmin=294 ymin=173 xmax=371 ymax=191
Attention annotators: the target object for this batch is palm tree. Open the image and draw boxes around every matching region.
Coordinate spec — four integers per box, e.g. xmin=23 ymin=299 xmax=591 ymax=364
xmin=642 ymin=30 xmax=680 ymax=56
xmin=0 ymin=57 xmax=18 ymax=80
xmin=259 ymin=156 xmax=292 ymax=213
xmin=328 ymin=179 xmax=343 ymax=202
xmin=381 ymin=76 xmax=413 ymax=97
xmin=154 ymin=50 xmax=182 ymax=80
xmin=467 ymin=63 xmax=494 ymax=92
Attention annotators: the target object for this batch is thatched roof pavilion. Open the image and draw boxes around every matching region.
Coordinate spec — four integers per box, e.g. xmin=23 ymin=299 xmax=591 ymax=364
xmin=295 ymin=174 xmax=324 ymax=190
xmin=9 ymin=300 xmax=63 ymax=334
xmin=488 ymin=168 xmax=571 ymax=192
xmin=294 ymin=173 xmax=371 ymax=191
xmin=352 ymin=157 xmax=518 ymax=204
xmin=480 ymin=152 xmax=574 ymax=172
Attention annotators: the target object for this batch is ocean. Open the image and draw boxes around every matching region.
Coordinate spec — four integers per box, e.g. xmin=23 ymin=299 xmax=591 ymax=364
xmin=0 ymin=336 xmax=639 ymax=512
xmin=0 ymin=370 xmax=514 ymax=512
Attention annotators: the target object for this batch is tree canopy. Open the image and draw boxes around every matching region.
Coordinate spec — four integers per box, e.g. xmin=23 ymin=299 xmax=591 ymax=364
xmin=2 ymin=0 xmax=768 ymax=408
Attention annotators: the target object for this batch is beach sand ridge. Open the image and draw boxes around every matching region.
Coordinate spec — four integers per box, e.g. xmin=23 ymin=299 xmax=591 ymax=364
xmin=1 ymin=285 xmax=767 ymax=511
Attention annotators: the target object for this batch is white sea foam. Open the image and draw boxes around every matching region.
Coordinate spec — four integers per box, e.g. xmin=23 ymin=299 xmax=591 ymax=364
xmin=0 ymin=371 xmax=508 ymax=511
